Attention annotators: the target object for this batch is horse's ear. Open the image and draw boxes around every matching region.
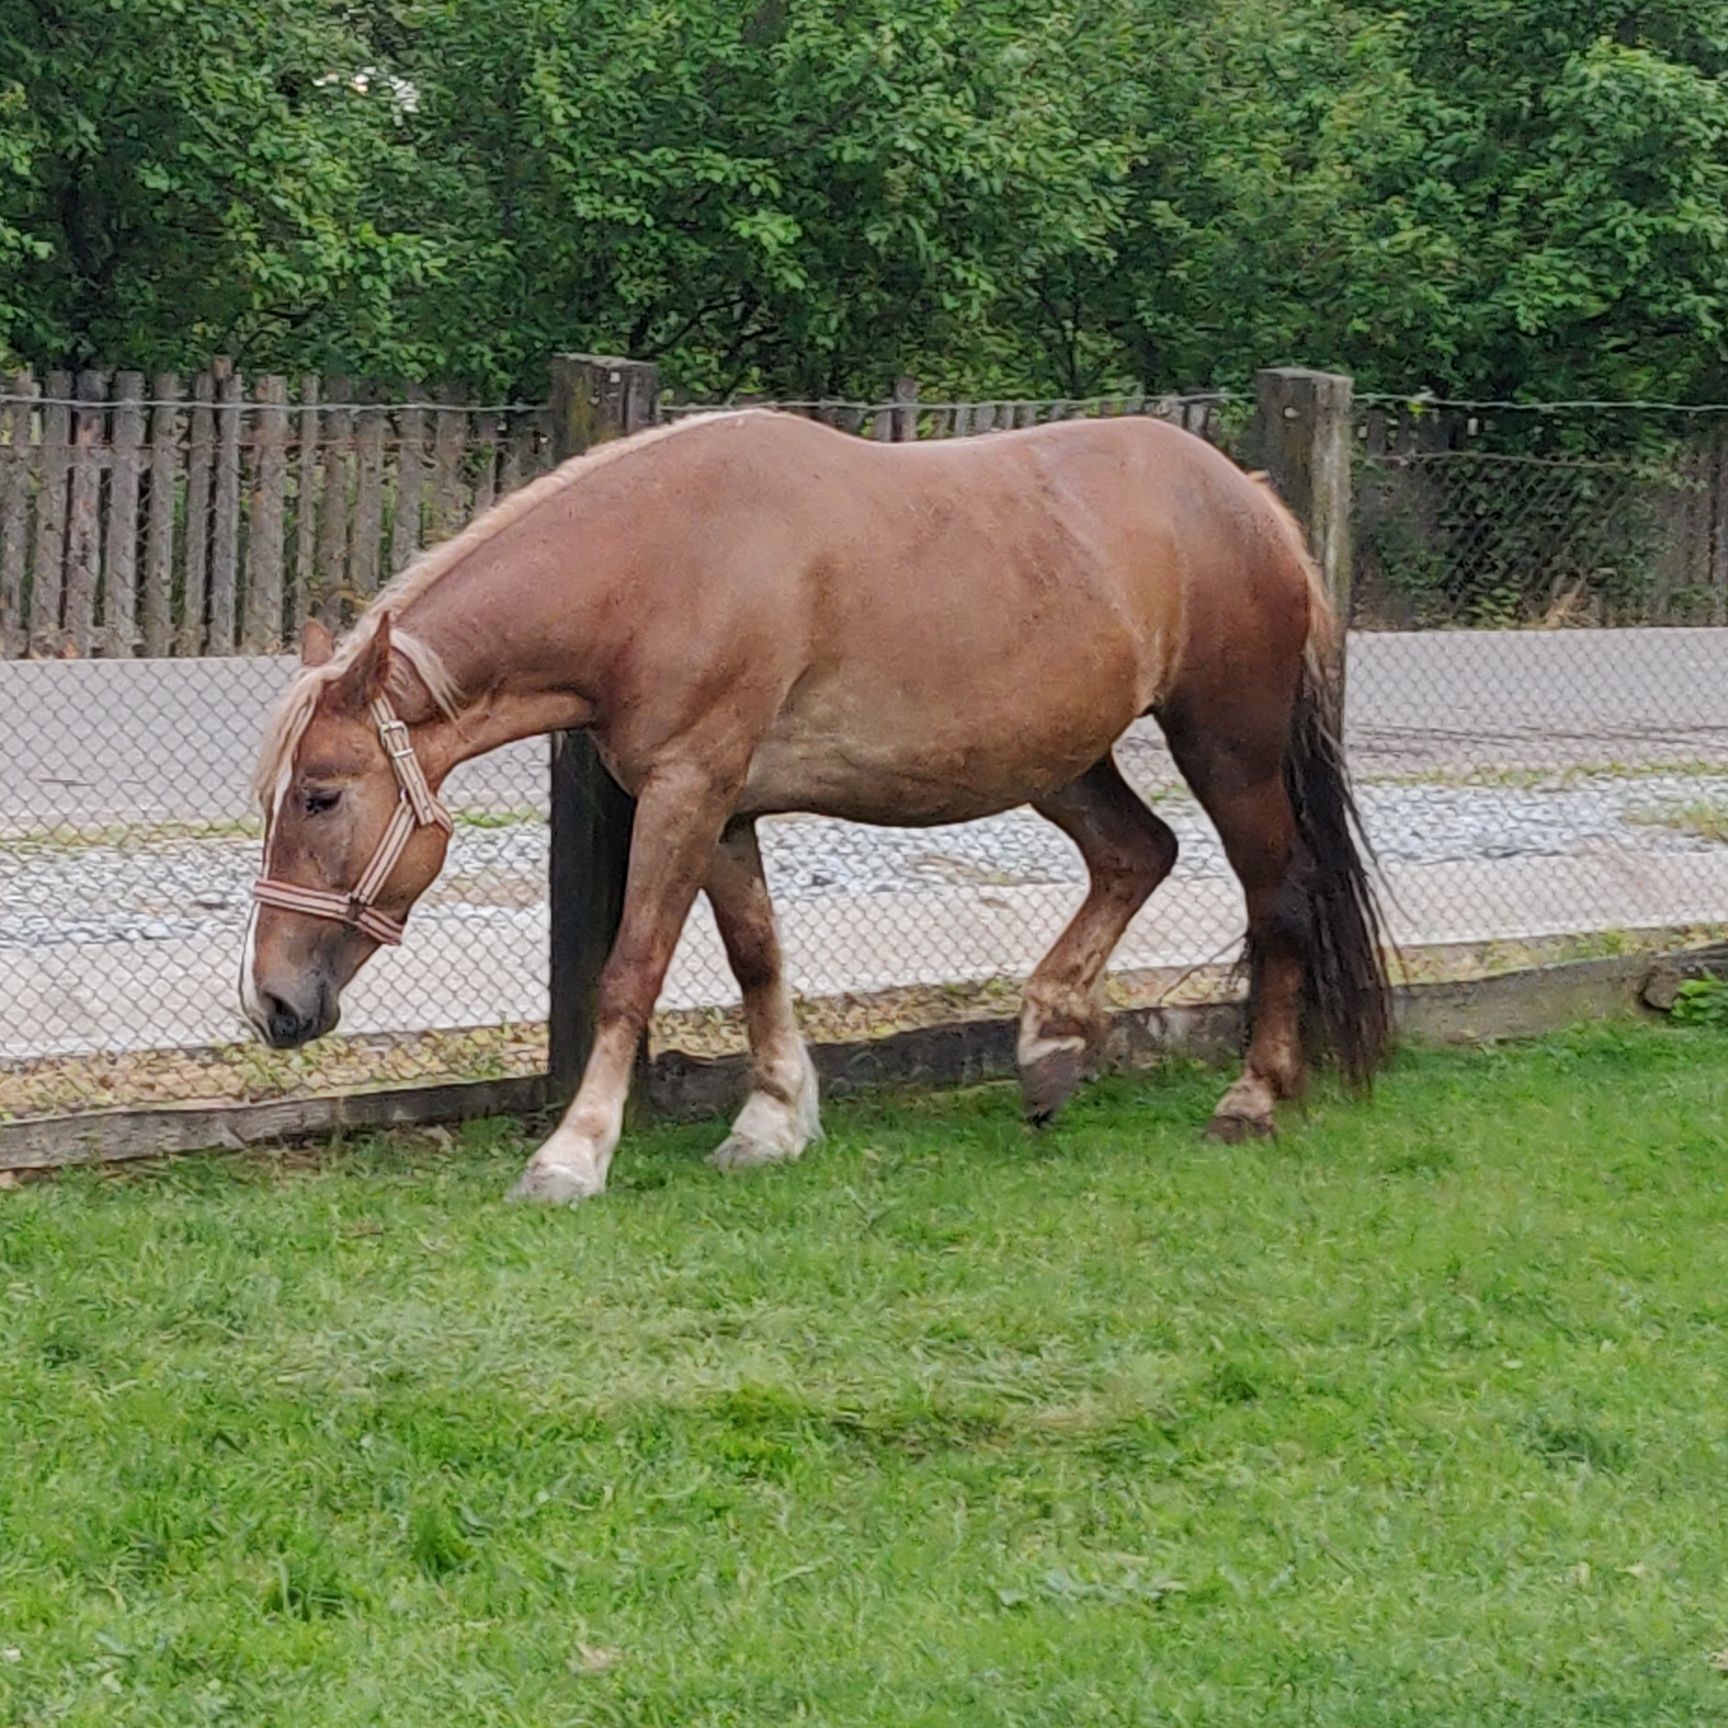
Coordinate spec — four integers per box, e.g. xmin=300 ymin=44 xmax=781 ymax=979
xmin=330 ymin=614 xmax=392 ymax=711
xmin=300 ymin=618 xmax=335 ymax=667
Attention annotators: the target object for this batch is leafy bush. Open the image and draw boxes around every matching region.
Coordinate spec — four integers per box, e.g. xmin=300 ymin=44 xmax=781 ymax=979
xmin=1670 ymin=976 xmax=1728 ymax=1027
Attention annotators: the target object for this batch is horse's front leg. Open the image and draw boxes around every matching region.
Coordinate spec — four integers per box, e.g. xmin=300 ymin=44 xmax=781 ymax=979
xmin=509 ymin=763 xmax=735 ymax=1205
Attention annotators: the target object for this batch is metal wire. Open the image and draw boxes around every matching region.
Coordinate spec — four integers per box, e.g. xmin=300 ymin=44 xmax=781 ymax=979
xmin=2 ymin=386 xmax=1725 ymax=1122
xmin=1358 ymin=393 xmax=1728 ymax=416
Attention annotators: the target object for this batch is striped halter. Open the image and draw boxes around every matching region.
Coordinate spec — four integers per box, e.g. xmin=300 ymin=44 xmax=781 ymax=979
xmin=251 ymin=697 xmax=452 ymax=948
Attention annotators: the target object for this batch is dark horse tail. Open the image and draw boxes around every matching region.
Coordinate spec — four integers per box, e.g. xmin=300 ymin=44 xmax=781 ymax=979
xmin=1278 ymin=649 xmax=1394 ymax=1087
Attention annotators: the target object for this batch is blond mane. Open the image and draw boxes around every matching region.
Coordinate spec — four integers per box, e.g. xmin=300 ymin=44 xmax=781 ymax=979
xmin=251 ymin=411 xmax=739 ymax=813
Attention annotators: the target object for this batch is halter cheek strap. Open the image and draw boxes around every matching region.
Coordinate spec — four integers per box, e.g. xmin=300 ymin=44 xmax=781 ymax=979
xmin=251 ymin=697 xmax=453 ymax=947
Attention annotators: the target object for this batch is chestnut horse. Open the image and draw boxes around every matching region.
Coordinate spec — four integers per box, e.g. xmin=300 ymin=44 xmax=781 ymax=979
xmin=242 ymin=409 xmax=1389 ymax=1203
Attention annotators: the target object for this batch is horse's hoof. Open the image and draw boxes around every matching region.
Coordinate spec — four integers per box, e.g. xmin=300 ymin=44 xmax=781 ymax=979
xmin=1020 ymin=1037 xmax=1088 ymax=1126
xmin=709 ymin=1132 xmax=803 ymax=1173
xmin=1205 ymin=1111 xmax=1276 ymax=1145
xmin=506 ymin=1161 xmax=605 ymax=1205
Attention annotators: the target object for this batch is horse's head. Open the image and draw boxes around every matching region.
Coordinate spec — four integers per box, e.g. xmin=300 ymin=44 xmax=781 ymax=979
xmin=241 ymin=614 xmax=454 ymax=1048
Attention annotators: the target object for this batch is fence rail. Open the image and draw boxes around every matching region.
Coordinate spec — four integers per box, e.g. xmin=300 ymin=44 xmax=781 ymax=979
xmin=0 ymin=365 xmax=553 ymax=659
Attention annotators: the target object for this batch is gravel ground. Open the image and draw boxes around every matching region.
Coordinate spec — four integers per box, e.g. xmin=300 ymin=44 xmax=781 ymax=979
xmin=4 ymin=773 xmax=1727 ymax=952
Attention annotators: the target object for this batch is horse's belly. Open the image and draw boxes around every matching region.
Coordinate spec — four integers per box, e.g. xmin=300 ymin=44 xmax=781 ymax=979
xmin=738 ymin=581 xmax=1158 ymax=823
xmin=739 ymin=712 xmax=1130 ymax=826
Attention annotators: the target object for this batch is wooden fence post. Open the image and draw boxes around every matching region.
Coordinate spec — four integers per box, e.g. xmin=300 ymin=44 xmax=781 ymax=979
xmin=545 ymin=354 xmax=661 ymax=1105
xmin=1253 ymin=367 xmax=1355 ymax=698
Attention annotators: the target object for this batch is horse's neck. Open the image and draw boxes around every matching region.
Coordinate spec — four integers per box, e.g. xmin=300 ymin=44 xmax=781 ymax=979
xmin=395 ymin=511 xmax=614 ymax=779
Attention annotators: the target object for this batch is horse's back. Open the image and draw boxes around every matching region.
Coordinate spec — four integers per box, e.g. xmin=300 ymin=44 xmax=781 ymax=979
xmin=655 ymin=411 xmax=1304 ymax=823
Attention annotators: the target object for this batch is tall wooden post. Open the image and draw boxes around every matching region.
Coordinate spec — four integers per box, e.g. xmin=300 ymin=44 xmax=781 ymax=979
xmin=546 ymin=355 xmax=660 ymax=1105
xmin=1253 ymin=367 xmax=1354 ymax=697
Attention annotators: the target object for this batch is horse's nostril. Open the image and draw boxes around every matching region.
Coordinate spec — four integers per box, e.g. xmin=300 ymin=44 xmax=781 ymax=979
xmin=262 ymin=992 xmax=306 ymax=1047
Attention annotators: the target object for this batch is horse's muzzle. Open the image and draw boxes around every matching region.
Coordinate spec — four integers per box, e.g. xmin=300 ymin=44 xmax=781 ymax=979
xmin=255 ymin=986 xmax=335 ymax=1049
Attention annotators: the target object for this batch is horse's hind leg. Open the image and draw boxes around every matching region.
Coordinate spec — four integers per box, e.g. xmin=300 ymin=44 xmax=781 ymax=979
xmin=1021 ymin=757 xmax=1179 ymax=1122
xmin=703 ymin=818 xmax=821 ymax=1171
xmin=1160 ymin=708 xmax=1306 ymax=1141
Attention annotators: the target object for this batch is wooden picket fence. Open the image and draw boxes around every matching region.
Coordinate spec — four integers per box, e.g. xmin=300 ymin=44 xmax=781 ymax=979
xmin=0 ymin=365 xmax=554 ymax=659
xmin=0 ymin=362 xmax=1239 ymax=660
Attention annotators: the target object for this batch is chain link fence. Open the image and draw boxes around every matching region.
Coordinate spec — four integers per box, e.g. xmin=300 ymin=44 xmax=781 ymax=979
xmin=3 ymin=381 xmax=1725 ymax=1129
xmin=1340 ymin=400 xmax=1728 ymax=994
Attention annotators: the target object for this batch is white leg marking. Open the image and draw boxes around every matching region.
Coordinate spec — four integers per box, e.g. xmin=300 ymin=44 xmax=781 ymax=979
xmin=509 ymin=1105 xmax=625 ymax=1205
xmin=1016 ymin=1022 xmax=1088 ymax=1072
xmin=711 ymin=1042 xmax=822 ymax=1172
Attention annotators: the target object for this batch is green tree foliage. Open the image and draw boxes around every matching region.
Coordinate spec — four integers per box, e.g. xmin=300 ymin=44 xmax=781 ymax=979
xmin=0 ymin=0 xmax=434 ymax=374
xmin=375 ymin=0 xmax=1137 ymax=396
xmin=0 ymin=0 xmax=1725 ymax=399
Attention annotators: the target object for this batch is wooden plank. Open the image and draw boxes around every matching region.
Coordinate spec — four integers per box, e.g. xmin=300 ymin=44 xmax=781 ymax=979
xmin=101 ymin=370 xmax=145 ymax=655
xmin=428 ymin=384 xmax=467 ymax=542
xmin=28 ymin=370 xmax=72 ymax=653
xmin=177 ymin=371 xmax=216 ymax=654
xmin=349 ymin=387 xmax=387 ymax=604
xmin=0 ymin=372 xmax=38 ymax=657
xmin=1362 ymin=407 xmax=1387 ymax=460
xmin=60 ymin=368 xmax=108 ymax=656
xmin=388 ymin=384 xmax=426 ymax=574
xmin=207 ymin=359 xmax=242 ymax=651
xmin=315 ymin=375 xmax=352 ymax=625
xmin=469 ymin=411 xmax=498 ymax=518
xmin=140 ymin=372 xmax=182 ymax=656
xmin=243 ymin=375 xmax=289 ymax=649
xmin=888 ymin=375 xmax=919 ymax=440
xmin=290 ymin=375 xmax=321 ymax=634
xmin=546 ymin=353 xmax=659 ymax=1104
xmin=498 ymin=411 xmax=535 ymax=496
xmin=0 ymin=1074 xmax=549 ymax=1173
xmin=1679 ymin=441 xmax=1713 ymax=621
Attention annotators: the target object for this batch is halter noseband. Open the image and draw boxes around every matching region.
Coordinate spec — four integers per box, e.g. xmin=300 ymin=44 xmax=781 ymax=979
xmin=251 ymin=697 xmax=453 ymax=947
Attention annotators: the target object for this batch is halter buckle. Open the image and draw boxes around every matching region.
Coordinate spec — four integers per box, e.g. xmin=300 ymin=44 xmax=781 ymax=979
xmin=377 ymin=716 xmax=416 ymax=762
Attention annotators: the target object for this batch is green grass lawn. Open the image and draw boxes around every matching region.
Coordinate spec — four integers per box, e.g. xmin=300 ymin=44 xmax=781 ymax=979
xmin=4 ymin=1024 xmax=1728 ymax=1727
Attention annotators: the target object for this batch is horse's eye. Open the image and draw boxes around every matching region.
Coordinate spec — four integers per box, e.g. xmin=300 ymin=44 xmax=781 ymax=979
xmin=303 ymin=788 xmax=342 ymax=817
